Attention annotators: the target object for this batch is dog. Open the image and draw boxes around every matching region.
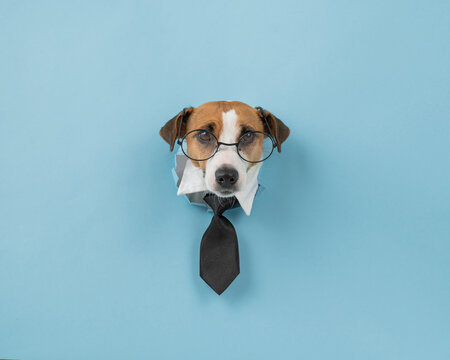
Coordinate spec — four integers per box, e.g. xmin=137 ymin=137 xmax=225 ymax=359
xmin=160 ymin=101 xmax=289 ymax=199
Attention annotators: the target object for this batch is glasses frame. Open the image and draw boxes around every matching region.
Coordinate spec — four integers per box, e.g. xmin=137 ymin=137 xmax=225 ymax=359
xmin=175 ymin=106 xmax=277 ymax=163
xmin=177 ymin=129 xmax=276 ymax=163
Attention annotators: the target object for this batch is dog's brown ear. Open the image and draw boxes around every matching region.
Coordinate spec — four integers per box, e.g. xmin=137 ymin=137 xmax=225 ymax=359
xmin=160 ymin=107 xmax=194 ymax=151
xmin=257 ymin=108 xmax=290 ymax=152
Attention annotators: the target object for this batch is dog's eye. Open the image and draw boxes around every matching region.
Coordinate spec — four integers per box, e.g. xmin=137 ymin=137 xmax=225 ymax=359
xmin=240 ymin=132 xmax=255 ymax=144
xmin=197 ymin=131 xmax=213 ymax=143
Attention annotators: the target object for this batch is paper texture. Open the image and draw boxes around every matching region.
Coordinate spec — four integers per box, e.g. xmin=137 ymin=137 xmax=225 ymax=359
xmin=172 ymin=150 xmax=262 ymax=215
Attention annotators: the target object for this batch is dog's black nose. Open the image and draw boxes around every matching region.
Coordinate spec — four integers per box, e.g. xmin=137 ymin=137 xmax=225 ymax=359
xmin=215 ymin=167 xmax=239 ymax=189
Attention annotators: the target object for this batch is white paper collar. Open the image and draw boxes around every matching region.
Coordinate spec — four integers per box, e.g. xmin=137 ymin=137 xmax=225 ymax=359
xmin=175 ymin=155 xmax=261 ymax=216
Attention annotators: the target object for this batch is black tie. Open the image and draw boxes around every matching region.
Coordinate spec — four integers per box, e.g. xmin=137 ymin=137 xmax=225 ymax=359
xmin=200 ymin=193 xmax=240 ymax=295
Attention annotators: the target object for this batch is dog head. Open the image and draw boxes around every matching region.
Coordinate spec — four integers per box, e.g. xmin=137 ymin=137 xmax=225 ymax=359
xmin=160 ymin=101 xmax=289 ymax=197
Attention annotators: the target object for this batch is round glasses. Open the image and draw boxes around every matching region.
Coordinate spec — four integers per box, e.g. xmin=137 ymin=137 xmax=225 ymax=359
xmin=178 ymin=129 xmax=276 ymax=163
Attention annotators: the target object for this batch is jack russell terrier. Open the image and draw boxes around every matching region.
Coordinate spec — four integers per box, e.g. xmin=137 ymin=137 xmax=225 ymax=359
xmin=160 ymin=101 xmax=290 ymax=206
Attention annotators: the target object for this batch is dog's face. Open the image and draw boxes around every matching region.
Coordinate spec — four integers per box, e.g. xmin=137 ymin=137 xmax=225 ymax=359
xmin=160 ymin=101 xmax=289 ymax=197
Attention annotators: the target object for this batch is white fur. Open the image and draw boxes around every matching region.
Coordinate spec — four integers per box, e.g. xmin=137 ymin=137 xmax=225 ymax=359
xmin=204 ymin=109 xmax=261 ymax=197
xmin=220 ymin=109 xmax=240 ymax=143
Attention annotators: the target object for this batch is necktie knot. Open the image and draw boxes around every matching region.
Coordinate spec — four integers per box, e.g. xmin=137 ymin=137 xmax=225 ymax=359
xmin=203 ymin=193 xmax=237 ymax=216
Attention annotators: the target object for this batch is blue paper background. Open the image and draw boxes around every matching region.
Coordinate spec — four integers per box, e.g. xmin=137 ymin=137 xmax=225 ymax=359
xmin=1 ymin=1 xmax=449 ymax=359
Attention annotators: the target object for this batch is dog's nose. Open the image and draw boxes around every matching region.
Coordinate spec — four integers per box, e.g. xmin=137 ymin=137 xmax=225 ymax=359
xmin=215 ymin=167 xmax=239 ymax=189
